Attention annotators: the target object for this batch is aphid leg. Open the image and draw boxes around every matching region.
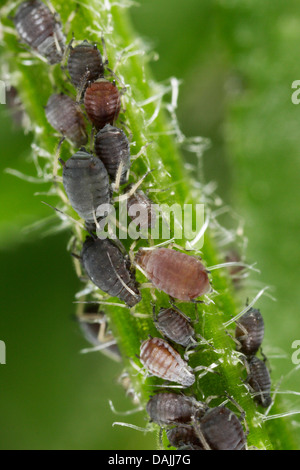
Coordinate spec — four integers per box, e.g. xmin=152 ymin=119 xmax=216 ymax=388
xmin=112 ymin=160 xmax=125 ymax=193
xmin=108 ymin=399 xmax=144 ymax=416
xmin=106 ymin=252 xmax=141 ymax=306
xmin=101 ymin=35 xmax=109 ymax=67
xmin=53 ymin=136 xmax=66 ymax=181
xmin=76 ymin=69 xmax=91 ymax=102
xmin=60 ymin=36 xmax=75 ymax=73
xmin=80 ymin=339 xmax=117 ymax=355
xmin=191 ymin=416 xmax=211 ymax=450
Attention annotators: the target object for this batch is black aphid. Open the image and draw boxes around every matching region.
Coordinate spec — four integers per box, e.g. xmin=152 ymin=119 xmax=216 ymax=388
xmin=14 ymin=0 xmax=65 ymax=64
xmin=81 ymin=236 xmax=141 ymax=307
xmin=248 ymin=356 xmax=272 ymax=408
xmin=194 ymin=405 xmax=246 ymax=450
xmin=67 ymin=40 xmax=104 ymax=89
xmin=94 ymin=124 xmax=130 ymax=185
xmin=45 ymin=93 xmax=87 ymax=147
xmin=146 ymin=392 xmax=202 ymax=426
xmin=154 ymin=307 xmax=195 ymax=347
xmin=166 ymin=425 xmax=203 ymax=450
xmin=235 ymin=307 xmax=264 ymax=356
xmin=61 ymin=150 xmax=111 ymax=229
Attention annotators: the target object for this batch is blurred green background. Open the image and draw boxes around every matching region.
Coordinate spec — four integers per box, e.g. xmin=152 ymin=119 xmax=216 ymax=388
xmin=1 ymin=0 xmax=300 ymax=449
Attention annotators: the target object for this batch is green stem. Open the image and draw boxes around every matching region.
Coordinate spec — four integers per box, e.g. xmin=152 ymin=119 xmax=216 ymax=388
xmin=1 ymin=0 xmax=297 ymax=450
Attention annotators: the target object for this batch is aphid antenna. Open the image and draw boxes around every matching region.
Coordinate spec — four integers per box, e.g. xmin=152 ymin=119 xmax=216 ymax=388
xmin=114 ymin=168 xmax=156 ymax=203
xmin=262 ymin=410 xmax=300 ymax=422
xmin=131 ymin=141 xmax=153 ymax=161
xmin=5 ymin=167 xmax=51 ymax=184
xmin=74 ymin=300 xmax=130 ymax=309
xmin=195 ymin=362 xmax=220 ymax=383
xmin=207 ymin=261 xmax=260 ymax=274
xmin=77 ymin=313 xmax=107 ymax=324
xmin=53 ymin=137 xmax=66 ymax=180
xmin=41 ymin=200 xmax=86 ymax=231
xmin=223 ymin=286 xmax=271 ymax=328
xmin=112 ymin=422 xmax=151 ymax=433
xmin=185 ymin=214 xmax=210 ymax=251
xmin=80 ymin=339 xmax=117 ymax=355
xmin=108 ymin=399 xmax=144 ymax=416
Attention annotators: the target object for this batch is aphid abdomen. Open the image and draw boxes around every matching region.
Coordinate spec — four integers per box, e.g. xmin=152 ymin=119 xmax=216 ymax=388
xmin=140 ymin=337 xmax=195 ymax=387
xmin=198 ymin=406 xmax=246 ymax=450
xmin=67 ymin=41 xmax=104 ymax=89
xmin=235 ymin=308 xmax=264 ymax=356
xmin=166 ymin=425 xmax=203 ymax=450
xmin=146 ymin=392 xmax=198 ymax=426
xmin=156 ymin=308 xmax=195 ymax=347
xmin=81 ymin=237 xmax=141 ymax=307
xmin=94 ymin=124 xmax=130 ymax=184
xmin=45 ymin=94 xmax=87 ymax=147
xmin=84 ymin=79 xmax=121 ymax=129
xmin=14 ymin=1 xmax=65 ymax=64
xmin=248 ymin=356 xmax=272 ymax=407
xmin=136 ymin=248 xmax=210 ymax=301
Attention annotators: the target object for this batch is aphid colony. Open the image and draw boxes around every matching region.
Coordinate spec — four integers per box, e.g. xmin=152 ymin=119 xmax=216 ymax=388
xmin=12 ymin=0 xmax=272 ymax=450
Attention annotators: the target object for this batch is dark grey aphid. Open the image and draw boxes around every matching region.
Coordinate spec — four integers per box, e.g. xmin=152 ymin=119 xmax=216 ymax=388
xmin=61 ymin=150 xmax=111 ymax=228
xmin=78 ymin=305 xmax=121 ymax=362
xmin=45 ymin=93 xmax=87 ymax=147
xmin=94 ymin=124 xmax=130 ymax=185
xmin=67 ymin=40 xmax=104 ymax=89
xmin=81 ymin=236 xmax=141 ymax=307
xmin=235 ymin=307 xmax=264 ymax=356
xmin=166 ymin=425 xmax=203 ymax=450
xmin=127 ymin=188 xmax=156 ymax=230
xmin=146 ymin=392 xmax=202 ymax=426
xmin=154 ymin=307 xmax=195 ymax=347
xmin=194 ymin=405 xmax=246 ymax=450
xmin=248 ymin=356 xmax=272 ymax=408
xmin=14 ymin=0 xmax=65 ymax=64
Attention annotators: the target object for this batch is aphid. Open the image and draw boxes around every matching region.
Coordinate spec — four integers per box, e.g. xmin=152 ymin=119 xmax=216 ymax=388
xmin=166 ymin=425 xmax=203 ymax=450
xmin=81 ymin=236 xmax=141 ymax=307
xmin=84 ymin=78 xmax=121 ymax=129
xmin=94 ymin=124 xmax=130 ymax=185
xmin=235 ymin=307 xmax=264 ymax=356
xmin=45 ymin=93 xmax=87 ymax=147
xmin=146 ymin=392 xmax=202 ymax=426
xmin=136 ymin=248 xmax=210 ymax=301
xmin=13 ymin=0 xmax=65 ymax=64
xmin=127 ymin=188 xmax=156 ymax=229
xmin=247 ymin=356 xmax=272 ymax=408
xmin=67 ymin=40 xmax=104 ymax=89
xmin=60 ymin=150 xmax=111 ymax=228
xmin=154 ymin=306 xmax=195 ymax=347
xmin=139 ymin=337 xmax=195 ymax=387
xmin=77 ymin=306 xmax=121 ymax=362
xmin=194 ymin=405 xmax=246 ymax=450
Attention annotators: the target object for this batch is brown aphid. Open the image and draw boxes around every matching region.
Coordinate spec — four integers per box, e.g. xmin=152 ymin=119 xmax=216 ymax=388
xmin=166 ymin=425 xmax=203 ymax=450
xmin=94 ymin=124 xmax=130 ymax=184
xmin=136 ymin=248 xmax=210 ymax=301
xmin=154 ymin=307 xmax=195 ymax=347
xmin=235 ymin=308 xmax=264 ymax=356
xmin=84 ymin=78 xmax=121 ymax=129
xmin=139 ymin=337 xmax=195 ymax=387
xmin=248 ymin=356 xmax=272 ymax=408
xmin=146 ymin=392 xmax=202 ymax=426
xmin=14 ymin=0 xmax=65 ymax=64
xmin=127 ymin=188 xmax=156 ymax=230
xmin=67 ymin=40 xmax=104 ymax=89
xmin=45 ymin=93 xmax=87 ymax=147
xmin=194 ymin=405 xmax=246 ymax=450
